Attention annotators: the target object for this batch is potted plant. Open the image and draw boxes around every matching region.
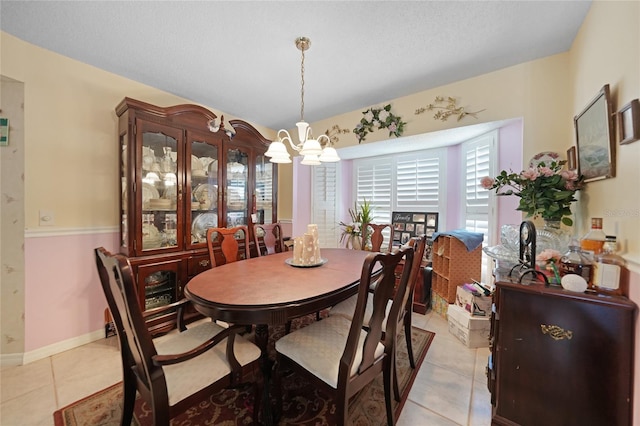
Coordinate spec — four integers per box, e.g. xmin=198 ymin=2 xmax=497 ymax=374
xmin=339 ymin=199 xmax=374 ymax=249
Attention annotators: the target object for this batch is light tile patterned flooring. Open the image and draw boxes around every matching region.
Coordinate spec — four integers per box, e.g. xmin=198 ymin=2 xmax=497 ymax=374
xmin=1 ymin=311 xmax=492 ymax=425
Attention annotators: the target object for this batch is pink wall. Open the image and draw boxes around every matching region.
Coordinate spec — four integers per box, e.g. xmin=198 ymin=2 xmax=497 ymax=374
xmin=24 ymin=232 xmax=119 ymax=351
xmin=444 ymin=144 xmax=462 ymax=230
xmin=292 ymin=157 xmax=312 ymax=237
xmin=496 ymin=121 xmax=524 ymax=229
xmin=291 ymin=158 xmax=354 ymax=240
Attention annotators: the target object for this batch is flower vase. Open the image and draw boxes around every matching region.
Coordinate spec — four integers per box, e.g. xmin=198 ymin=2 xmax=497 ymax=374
xmin=536 ymin=219 xmax=571 ymax=257
xmin=347 ymin=235 xmax=362 ymax=250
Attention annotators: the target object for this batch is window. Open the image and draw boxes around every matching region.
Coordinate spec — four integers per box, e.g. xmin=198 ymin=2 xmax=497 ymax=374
xmin=353 ymin=149 xmax=446 ymax=228
xmin=396 ymin=152 xmax=443 ymax=211
xmin=355 ymin=160 xmax=392 ymax=224
xmin=460 ymin=131 xmax=497 ymax=244
xmin=460 ymin=131 xmax=498 ymax=285
xmin=311 ymin=162 xmax=340 ymax=247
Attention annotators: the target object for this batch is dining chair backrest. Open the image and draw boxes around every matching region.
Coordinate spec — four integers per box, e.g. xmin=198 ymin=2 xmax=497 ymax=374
xmin=274 ymin=245 xmax=414 ymax=425
xmin=390 ymin=234 xmax=427 ymax=400
xmin=364 ymin=223 xmax=393 ymax=252
xmin=95 ymin=247 xmax=156 ymax=389
xmin=94 ymin=247 xmax=262 ymax=425
xmin=348 ymin=246 xmax=414 ymax=376
xmin=206 ymin=225 xmax=250 ymax=267
xmin=403 ymin=235 xmax=427 ymax=307
xmin=253 ymin=222 xmax=284 ymax=256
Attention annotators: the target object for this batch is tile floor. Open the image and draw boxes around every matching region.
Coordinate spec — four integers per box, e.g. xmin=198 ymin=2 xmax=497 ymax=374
xmin=1 ymin=310 xmax=492 ymax=425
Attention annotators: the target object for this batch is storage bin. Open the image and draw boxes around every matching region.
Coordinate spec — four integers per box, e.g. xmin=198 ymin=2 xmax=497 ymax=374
xmin=447 ymin=304 xmax=490 ymax=348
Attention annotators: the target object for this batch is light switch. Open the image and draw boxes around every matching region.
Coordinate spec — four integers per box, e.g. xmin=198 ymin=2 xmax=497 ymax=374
xmin=39 ymin=210 xmax=55 ymax=226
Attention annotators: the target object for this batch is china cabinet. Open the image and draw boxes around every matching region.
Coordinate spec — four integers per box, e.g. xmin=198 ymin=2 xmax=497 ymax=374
xmin=488 ymin=274 xmax=636 ymax=425
xmin=116 ymin=98 xmax=277 ymax=333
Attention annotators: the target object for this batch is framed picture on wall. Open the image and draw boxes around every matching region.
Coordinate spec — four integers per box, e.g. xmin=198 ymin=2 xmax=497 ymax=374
xmin=618 ymin=99 xmax=639 ymax=145
xmin=574 ymin=84 xmax=616 ymax=182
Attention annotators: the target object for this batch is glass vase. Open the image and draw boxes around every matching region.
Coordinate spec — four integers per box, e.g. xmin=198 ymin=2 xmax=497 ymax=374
xmin=536 ymin=219 xmax=571 ymax=257
xmin=347 ymin=235 xmax=362 ymax=250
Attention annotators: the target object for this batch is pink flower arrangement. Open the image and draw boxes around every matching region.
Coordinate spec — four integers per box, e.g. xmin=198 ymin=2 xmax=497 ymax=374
xmin=536 ymin=249 xmax=563 ymax=264
xmin=536 ymin=248 xmax=563 ymax=283
xmin=480 ymin=160 xmax=584 ymax=226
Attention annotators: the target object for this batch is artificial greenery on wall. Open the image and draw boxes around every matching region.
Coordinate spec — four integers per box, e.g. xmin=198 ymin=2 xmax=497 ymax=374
xmin=415 ymin=96 xmax=484 ymax=122
xmin=353 ymin=104 xmax=406 ymax=143
xmin=323 ymin=125 xmax=351 ymax=146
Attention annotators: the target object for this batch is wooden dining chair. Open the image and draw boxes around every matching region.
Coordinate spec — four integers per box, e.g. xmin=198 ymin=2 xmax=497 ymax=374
xmin=206 ymin=225 xmax=250 ymax=267
xmin=94 ymin=247 xmax=262 ymax=426
xmin=365 ymin=223 xmax=393 ymax=252
xmin=274 ymin=246 xmax=414 ymax=426
xmin=253 ymin=222 xmax=285 ymax=256
xmin=328 ymin=235 xmax=427 ymax=401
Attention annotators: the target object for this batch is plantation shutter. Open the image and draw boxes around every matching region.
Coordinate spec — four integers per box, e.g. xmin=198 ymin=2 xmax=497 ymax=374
xmin=312 ymin=162 xmax=340 ymax=247
xmin=353 ymin=149 xmax=445 ymax=240
xmin=461 ymin=131 xmax=497 ymax=242
xmin=355 ymin=159 xmax=392 ymax=224
xmin=395 ymin=152 xmax=442 ymax=211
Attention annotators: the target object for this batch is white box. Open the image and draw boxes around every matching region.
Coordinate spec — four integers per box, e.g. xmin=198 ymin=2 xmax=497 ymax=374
xmin=447 ymin=304 xmax=491 ymax=348
xmin=455 ymin=285 xmax=492 ymax=317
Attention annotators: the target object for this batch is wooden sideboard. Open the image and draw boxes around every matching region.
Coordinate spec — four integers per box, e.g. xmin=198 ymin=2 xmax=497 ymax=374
xmin=488 ymin=277 xmax=637 ymax=425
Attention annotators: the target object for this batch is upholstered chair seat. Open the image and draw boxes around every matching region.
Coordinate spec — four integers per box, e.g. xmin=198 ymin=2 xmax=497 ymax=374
xmin=275 ymin=315 xmax=384 ymax=388
xmin=154 ymin=321 xmax=261 ymax=406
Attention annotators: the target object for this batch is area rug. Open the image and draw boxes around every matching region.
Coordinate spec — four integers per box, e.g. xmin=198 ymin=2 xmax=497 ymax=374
xmin=54 ymin=315 xmax=434 ymax=425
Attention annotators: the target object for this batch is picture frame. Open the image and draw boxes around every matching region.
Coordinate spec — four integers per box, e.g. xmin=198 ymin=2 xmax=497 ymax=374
xmin=618 ymin=99 xmax=640 ymax=145
xmin=391 ymin=211 xmax=438 ymax=260
xmin=566 ymin=146 xmax=577 ymax=171
xmin=0 ymin=118 xmax=8 ymax=146
xmin=574 ymin=84 xmax=616 ymax=182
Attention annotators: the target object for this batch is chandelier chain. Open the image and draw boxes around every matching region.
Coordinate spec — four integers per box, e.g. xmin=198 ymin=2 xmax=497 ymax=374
xmin=300 ymin=46 xmax=305 ymax=122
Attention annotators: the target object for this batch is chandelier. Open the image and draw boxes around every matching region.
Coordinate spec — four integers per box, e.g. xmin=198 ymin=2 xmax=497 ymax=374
xmin=264 ymin=37 xmax=340 ymax=165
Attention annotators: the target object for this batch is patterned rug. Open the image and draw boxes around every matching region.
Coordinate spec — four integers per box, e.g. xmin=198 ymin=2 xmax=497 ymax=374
xmin=53 ymin=314 xmax=434 ymax=425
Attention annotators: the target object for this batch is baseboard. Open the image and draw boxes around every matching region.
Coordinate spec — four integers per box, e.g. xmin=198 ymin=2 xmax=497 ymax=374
xmin=1 ymin=328 xmax=105 ymax=367
xmin=0 ymin=352 xmax=24 ymax=367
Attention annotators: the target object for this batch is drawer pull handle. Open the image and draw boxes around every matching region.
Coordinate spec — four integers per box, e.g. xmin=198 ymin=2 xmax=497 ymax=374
xmin=540 ymin=324 xmax=573 ymax=341
xmin=198 ymin=259 xmax=210 ymax=267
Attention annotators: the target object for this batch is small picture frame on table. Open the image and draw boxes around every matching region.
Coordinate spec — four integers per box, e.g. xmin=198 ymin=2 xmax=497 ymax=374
xmin=391 ymin=211 xmax=439 ymax=259
xmin=618 ymin=99 xmax=640 ymax=145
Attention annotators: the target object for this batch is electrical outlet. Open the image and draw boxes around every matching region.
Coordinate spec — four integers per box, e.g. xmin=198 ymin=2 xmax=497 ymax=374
xmin=39 ymin=210 xmax=55 ymax=226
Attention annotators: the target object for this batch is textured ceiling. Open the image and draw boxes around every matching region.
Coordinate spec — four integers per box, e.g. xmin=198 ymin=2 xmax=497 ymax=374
xmin=1 ymin=1 xmax=591 ymax=131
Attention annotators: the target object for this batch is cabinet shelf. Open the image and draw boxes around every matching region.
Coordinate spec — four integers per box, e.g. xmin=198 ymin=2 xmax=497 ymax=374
xmin=432 ymin=234 xmax=481 ymax=303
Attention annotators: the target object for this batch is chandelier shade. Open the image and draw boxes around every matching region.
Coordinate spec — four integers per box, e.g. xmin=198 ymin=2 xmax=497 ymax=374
xmin=265 ymin=37 xmax=340 ymax=165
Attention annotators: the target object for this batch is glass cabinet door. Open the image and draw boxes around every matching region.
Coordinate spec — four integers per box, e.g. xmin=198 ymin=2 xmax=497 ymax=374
xmin=225 ymin=148 xmax=249 ymax=227
xmin=189 ymin=135 xmax=220 ymax=245
xmin=120 ymin=134 xmax=129 ymax=249
xmin=137 ymin=259 xmax=181 ymax=314
xmin=139 ymin=123 xmax=181 ymax=252
xmin=255 ymin=154 xmax=274 ymax=224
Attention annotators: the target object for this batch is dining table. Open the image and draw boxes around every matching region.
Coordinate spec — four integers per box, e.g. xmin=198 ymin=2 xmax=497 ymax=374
xmin=184 ymin=247 xmax=374 ymax=424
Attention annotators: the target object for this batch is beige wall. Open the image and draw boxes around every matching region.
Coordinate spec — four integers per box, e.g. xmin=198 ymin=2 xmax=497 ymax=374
xmin=309 ymin=52 xmax=572 ymax=161
xmin=568 ymin=0 xmax=640 ymax=261
xmin=0 ymin=32 xmax=275 ymax=230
